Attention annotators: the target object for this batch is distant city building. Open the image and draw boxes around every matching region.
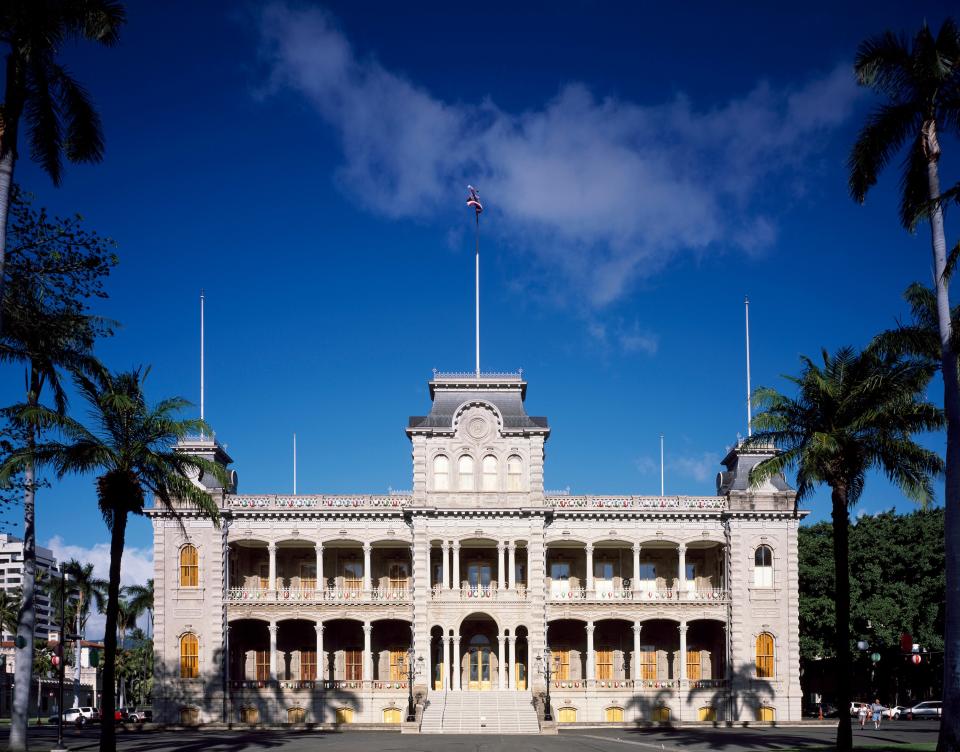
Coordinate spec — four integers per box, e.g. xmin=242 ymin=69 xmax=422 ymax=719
xmin=0 ymin=533 xmax=60 ymax=640
xmin=150 ymin=372 xmax=805 ymax=730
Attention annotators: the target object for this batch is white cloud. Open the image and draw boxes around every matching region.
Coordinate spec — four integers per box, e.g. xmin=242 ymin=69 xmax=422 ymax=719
xmin=669 ymin=452 xmax=722 ymax=484
xmin=46 ymin=536 xmax=153 ymax=640
xmin=258 ymin=4 xmax=861 ymax=308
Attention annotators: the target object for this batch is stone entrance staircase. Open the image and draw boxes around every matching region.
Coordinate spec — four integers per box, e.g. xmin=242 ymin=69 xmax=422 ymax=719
xmin=420 ymin=690 xmax=540 ymax=733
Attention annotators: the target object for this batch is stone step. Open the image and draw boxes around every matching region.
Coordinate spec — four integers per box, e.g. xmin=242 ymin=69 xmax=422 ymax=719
xmin=421 ymin=690 xmax=539 ymax=734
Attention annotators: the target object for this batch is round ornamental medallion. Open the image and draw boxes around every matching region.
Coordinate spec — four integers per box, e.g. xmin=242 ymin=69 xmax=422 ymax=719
xmin=468 ymin=416 xmax=488 ymax=439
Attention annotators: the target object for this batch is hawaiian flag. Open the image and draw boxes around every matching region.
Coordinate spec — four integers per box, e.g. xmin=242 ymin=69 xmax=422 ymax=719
xmin=466 ymin=185 xmax=483 ymax=214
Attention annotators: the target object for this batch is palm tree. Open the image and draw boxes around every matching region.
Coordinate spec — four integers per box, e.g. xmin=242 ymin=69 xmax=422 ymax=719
xmin=747 ymin=347 xmax=943 ymax=752
xmin=51 ymin=560 xmax=106 ymax=708
xmin=0 ymin=0 xmax=125 ymax=331
xmin=5 ymin=367 xmax=225 ymax=752
xmin=873 ymin=283 xmax=960 ymax=366
xmin=124 ymin=580 xmax=153 ymax=638
xmin=115 ymin=599 xmax=137 ymax=710
xmin=848 ymin=24 xmax=960 ymax=751
xmin=0 ymin=589 xmax=18 ymax=639
xmin=0 ymin=292 xmax=101 ymax=752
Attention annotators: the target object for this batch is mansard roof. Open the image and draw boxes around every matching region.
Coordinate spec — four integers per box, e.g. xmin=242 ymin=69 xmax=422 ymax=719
xmin=407 ymin=371 xmax=549 ymax=434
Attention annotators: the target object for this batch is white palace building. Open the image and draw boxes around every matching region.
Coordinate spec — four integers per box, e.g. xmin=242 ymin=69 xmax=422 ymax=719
xmin=149 ymin=370 xmax=804 ymax=731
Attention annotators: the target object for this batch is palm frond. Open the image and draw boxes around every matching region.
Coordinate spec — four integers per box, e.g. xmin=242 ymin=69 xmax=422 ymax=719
xmin=50 ymin=63 xmax=104 ymax=164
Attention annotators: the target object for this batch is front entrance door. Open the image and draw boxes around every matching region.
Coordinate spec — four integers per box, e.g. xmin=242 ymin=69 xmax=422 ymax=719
xmin=468 ymin=634 xmax=492 ymax=690
xmin=515 ymin=661 xmax=527 ymax=690
xmin=434 ymin=660 xmax=444 ymax=690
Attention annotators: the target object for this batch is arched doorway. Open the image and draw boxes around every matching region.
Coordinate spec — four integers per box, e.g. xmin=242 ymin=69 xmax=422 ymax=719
xmin=459 ymin=614 xmax=499 ymax=691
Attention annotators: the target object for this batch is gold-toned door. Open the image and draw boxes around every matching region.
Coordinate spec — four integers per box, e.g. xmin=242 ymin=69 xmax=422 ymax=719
xmin=468 ymin=647 xmax=492 ymax=690
xmin=515 ymin=662 xmax=527 ymax=690
xmin=434 ymin=660 xmax=444 ymax=691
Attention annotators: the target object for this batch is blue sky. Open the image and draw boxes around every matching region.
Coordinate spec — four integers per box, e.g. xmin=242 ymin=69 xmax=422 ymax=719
xmin=3 ymin=1 xmax=958 ymax=605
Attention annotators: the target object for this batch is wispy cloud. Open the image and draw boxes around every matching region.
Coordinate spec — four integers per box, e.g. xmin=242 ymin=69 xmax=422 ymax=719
xmin=636 ymin=451 xmax=721 ymax=485
xmin=46 ymin=536 xmax=153 ymax=640
xmin=258 ymin=4 xmax=860 ymax=307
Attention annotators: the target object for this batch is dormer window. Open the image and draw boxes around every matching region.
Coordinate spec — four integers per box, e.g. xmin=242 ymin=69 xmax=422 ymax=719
xmin=433 ymin=455 xmax=449 ymax=491
xmin=507 ymin=455 xmax=523 ymax=491
xmin=458 ymin=455 xmax=475 ymax=491
xmin=482 ymin=455 xmax=498 ymax=491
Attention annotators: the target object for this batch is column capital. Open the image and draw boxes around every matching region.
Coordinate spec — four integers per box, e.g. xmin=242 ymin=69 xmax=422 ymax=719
xmin=315 ymin=623 xmax=324 ymax=634
xmin=315 ymin=542 xmax=323 ymax=551
xmin=497 ymin=635 xmax=505 ymax=644
xmin=677 ymin=542 xmax=687 ymax=554
xmin=632 ymin=624 xmax=643 ymax=635
xmin=267 ymin=542 xmax=277 ymax=551
xmin=507 ymin=541 xmax=516 ymax=551
xmin=363 ymin=622 xmax=372 ymax=633
xmin=453 ymin=635 xmax=461 ymax=644
xmin=585 ymin=543 xmax=594 ymax=553
xmin=585 ymin=622 xmax=595 ymax=633
xmin=633 ymin=542 xmax=642 ymax=553
xmin=363 ymin=542 xmax=372 ymax=553
xmin=507 ymin=634 xmax=516 ymax=643
xmin=441 ymin=540 xmax=450 ymax=550
xmin=268 ymin=623 xmax=278 ymax=634
xmin=497 ymin=541 xmax=506 ymax=551
xmin=451 ymin=540 xmax=461 ymax=550
xmin=678 ymin=623 xmax=688 ymax=634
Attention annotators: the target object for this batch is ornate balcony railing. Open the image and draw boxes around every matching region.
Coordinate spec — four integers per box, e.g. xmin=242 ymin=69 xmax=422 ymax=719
xmin=229 ymin=679 xmax=409 ymax=691
xmin=429 ymin=584 xmax=528 ymax=600
xmin=546 ymin=587 xmax=729 ymax=603
xmin=229 ymin=494 xmax=411 ymax=511
xmin=547 ymin=495 xmax=726 ymax=511
xmin=549 ymin=678 xmax=730 ymax=690
xmin=227 ymin=587 xmax=411 ymax=604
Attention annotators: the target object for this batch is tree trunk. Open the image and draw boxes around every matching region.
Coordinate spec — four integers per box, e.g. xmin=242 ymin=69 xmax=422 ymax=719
xmin=926 ymin=153 xmax=960 ymax=752
xmin=8 ymin=383 xmax=38 ymax=752
xmin=0 ymin=145 xmax=14 ymax=335
xmin=832 ymin=484 xmax=852 ymax=752
xmin=99 ymin=509 xmax=127 ymax=752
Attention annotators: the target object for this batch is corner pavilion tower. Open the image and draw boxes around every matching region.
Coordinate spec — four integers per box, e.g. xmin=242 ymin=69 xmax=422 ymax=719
xmin=149 ymin=370 xmax=804 ymax=729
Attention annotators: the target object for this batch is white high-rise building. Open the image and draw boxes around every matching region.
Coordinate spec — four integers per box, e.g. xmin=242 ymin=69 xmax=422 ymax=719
xmin=149 ymin=371 xmax=805 ymax=731
xmin=0 ymin=533 xmax=60 ymax=639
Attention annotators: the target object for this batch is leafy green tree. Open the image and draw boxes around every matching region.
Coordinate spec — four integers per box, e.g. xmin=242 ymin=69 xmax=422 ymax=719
xmin=749 ymin=347 xmax=943 ymax=752
xmin=6 ymin=367 xmax=225 ymax=752
xmin=0 ymin=190 xmax=114 ymax=752
xmin=124 ymin=580 xmax=153 ymax=637
xmin=47 ymin=559 xmax=105 ymax=708
xmin=800 ymin=509 xmax=946 ymax=702
xmin=848 ymin=21 xmax=960 ymax=751
xmin=31 ymin=639 xmax=51 ymax=725
xmin=0 ymin=0 xmax=124 ymax=333
xmin=0 ymin=588 xmax=18 ymax=637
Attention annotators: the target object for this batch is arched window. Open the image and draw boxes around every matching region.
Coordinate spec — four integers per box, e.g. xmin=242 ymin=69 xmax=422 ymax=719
xmin=458 ymin=455 xmax=474 ymax=491
xmin=754 ymin=545 xmax=773 ymax=587
xmin=755 ymin=632 xmax=775 ymax=678
xmin=433 ymin=455 xmax=449 ymax=491
xmin=482 ymin=455 xmax=498 ymax=491
xmin=180 ymin=545 xmax=199 ymax=587
xmin=507 ymin=456 xmax=523 ymax=491
xmin=180 ymin=633 xmax=199 ymax=678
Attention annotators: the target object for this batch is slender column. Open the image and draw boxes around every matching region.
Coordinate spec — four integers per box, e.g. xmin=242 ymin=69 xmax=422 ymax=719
xmin=442 ymin=633 xmax=450 ymax=690
xmin=679 ymin=620 xmax=688 ymax=686
xmin=586 ymin=621 xmax=595 ymax=681
xmin=315 ymin=622 xmax=324 ymax=682
xmin=632 ymin=543 xmax=641 ymax=593
xmin=452 ymin=636 xmax=462 ymax=690
xmin=633 ymin=622 xmax=642 ymax=682
xmin=508 ymin=542 xmax=517 ymax=589
xmin=441 ymin=541 xmax=450 ymax=590
xmin=268 ymin=542 xmax=277 ymax=591
xmin=363 ymin=542 xmax=372 ymax=593
xmin=508 ymin=635 xmax=516 ymax=690
xmin=677 ymin=543 xmax=687 ymax=599
xmin=315 ymin=543 xmax=324 ymax=592
xmin=498 ymin=635 xmax=506 ymax=689
xmin=363 ymin=621 xmax=373 ymax=681
xmin=585 ymin=544 xmax=594 ymax=594
xmin=268 ymin=621 xmax=278 ymax=680
xmin=497 ymin=542 xmax=506 ymax=590
xmin=452 ymin=541 xmax=461 ymax=590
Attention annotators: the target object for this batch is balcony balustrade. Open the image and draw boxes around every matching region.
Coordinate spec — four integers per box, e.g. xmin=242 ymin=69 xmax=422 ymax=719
xmin=229 ymin=679 xmax=409 ymax=691
xmin=227 ymin=586 xmax=411 ymax=604
xmin=429 ymin=584 xmax=528 ymax=600
xmin=546 ymin=581 xmax=728 ymax=603
xmin=549 ymin=678 xmax=729 ymax=690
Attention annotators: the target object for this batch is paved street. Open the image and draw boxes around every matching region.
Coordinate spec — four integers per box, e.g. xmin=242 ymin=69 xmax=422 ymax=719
xmin=20 ymin=719 xmax=940 ymax=752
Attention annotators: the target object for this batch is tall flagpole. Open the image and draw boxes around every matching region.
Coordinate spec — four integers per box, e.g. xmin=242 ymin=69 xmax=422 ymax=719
xmin=293 ymin=433 xmax=297 ymax=495
xmin=200 ymin=289 xmax=205 ymax=437
xmin=745 ymin=296 xmax=752 ymax=437
xmin=660 ymin=434 xmax=665 ymax=496
xmin=475 ymin=211 xmax=480 ymax=378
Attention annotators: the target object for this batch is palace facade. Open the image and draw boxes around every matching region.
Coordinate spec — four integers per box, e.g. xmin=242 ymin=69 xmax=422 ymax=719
xmin=149 ymin=371 xmax=804 ymax=729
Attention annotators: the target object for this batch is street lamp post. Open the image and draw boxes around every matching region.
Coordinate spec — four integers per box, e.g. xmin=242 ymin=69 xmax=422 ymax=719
xmin=535 ymin=648 xmax=554 ymax=722
xmin=401 ymin=648 xmax=423 ymax=722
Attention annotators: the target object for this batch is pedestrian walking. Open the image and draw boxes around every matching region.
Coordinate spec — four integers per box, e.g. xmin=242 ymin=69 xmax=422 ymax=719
xmin=872 ymin=699 xmax=884 ymax=729
xmin=859 ymin=703 xmax=868 ymax=729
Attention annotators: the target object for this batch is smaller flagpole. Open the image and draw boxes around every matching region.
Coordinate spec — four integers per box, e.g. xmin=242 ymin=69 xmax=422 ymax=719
xmin=745 ymin=296 xmax=752 ymax=438
xmin=660 ymin=434 xmax=665 ymax=496
xmin=293 ymin=433 xmax=297 ymax=495
xmin=475 ymin=211 xmax=480 ymax=378
xmin=200 ymin=289 xmax=205 ymax=438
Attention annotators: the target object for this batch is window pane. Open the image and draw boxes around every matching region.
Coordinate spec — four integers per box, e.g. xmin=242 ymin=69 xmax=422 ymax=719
xmin=434 ymin=456 xmax=449 ymax=490
xmin=507 ymin=456 xmax=522 ymax=491
xmin=180 ymin=545 xmax=199 ymax=588
xmin=458 ymin=456 xmax=474 ymax=490
xmin=180 ymin=634 xmax=199 ymax=679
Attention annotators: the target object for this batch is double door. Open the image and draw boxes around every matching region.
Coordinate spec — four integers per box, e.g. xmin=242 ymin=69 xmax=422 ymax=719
xmin=468 ymin=646 xmax=492 ymax=690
